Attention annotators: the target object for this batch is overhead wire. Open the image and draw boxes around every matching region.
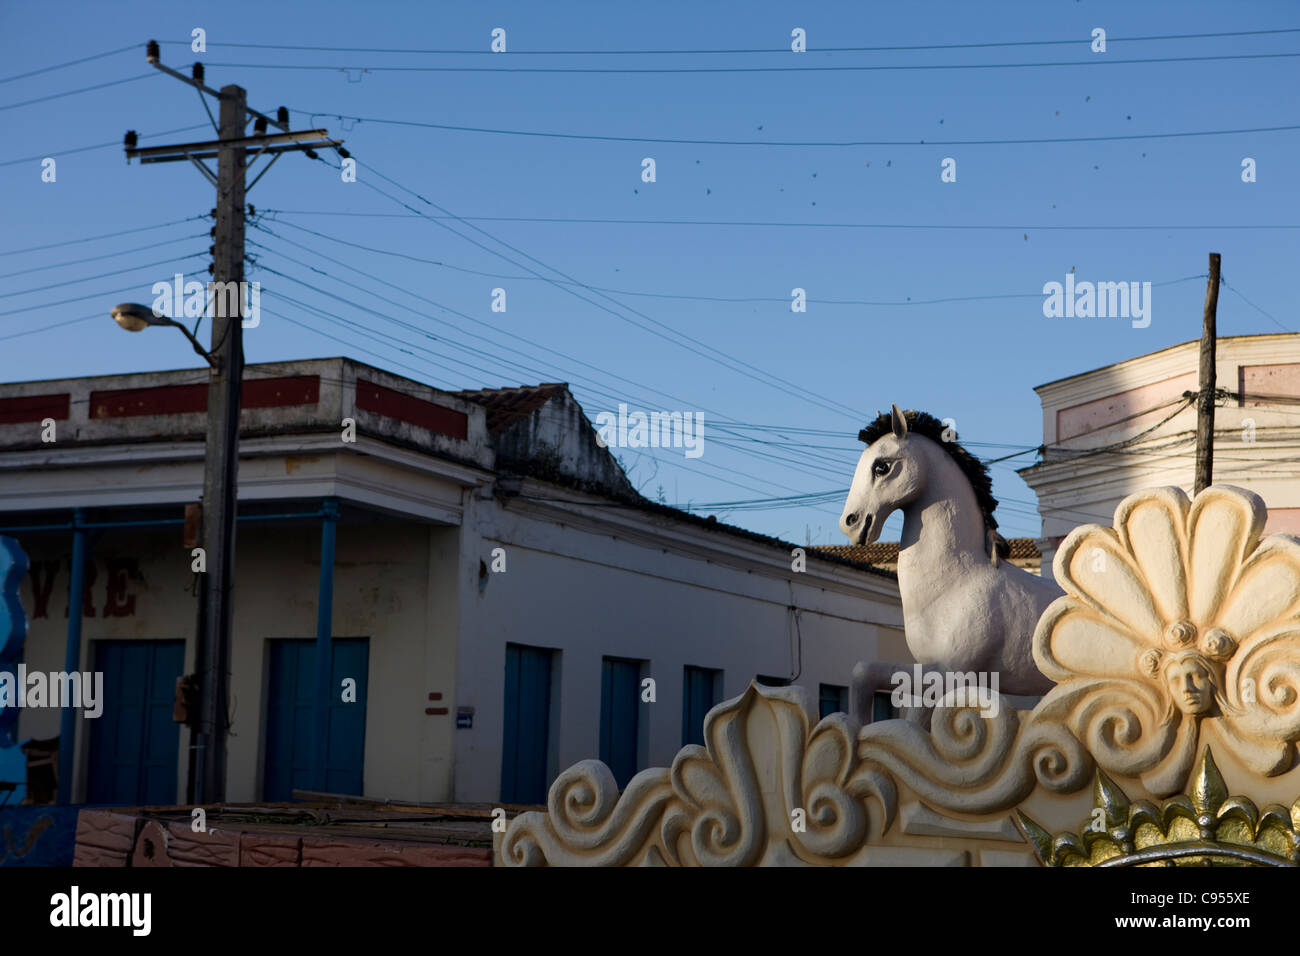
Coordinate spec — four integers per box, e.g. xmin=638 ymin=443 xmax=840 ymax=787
xmin=307 ymin=153 xmax=868 ymax=423
xmin=262 ymin=210 xmax=1300 ymax=231
xmin=288 ymin=112 xmax=1300 ymax=148
xmin=0 ymin=124 xmax=210 ymax=169
xmin=156 ymin=27 xmax=1300 ymax=56
xmin=0 ymin=252 xmax=212 ymax=300
xmin=249 ymin=228 xmax=855 ymax=479
xmin=253 ymin=218 xmax=1208 ymax=309
xmin=0 ymin=43 xmax=141 ymax=85
xmin=200 ymin=51 xmax=1300 ymax=74
xmin=0 ymin=217 xmax=208 ymax=258
xmin=0 ymin=73 xmax=156 ymax=113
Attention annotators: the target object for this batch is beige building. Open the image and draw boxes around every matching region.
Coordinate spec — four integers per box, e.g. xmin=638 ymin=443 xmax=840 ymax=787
xmin=1020 ymin=332 xmax=1300 ymax=580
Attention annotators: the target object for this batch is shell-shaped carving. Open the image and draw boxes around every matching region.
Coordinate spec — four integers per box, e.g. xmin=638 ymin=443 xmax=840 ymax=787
xmin=500 ymin=486 xmax=1300 ymax=866
xmin=498 ymin=683 xmax=897 ymax=866
xmin=1034 ymin=485 xmax=1300 ymax=793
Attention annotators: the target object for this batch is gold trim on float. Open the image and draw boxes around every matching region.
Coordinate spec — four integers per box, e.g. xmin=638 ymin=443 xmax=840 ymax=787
xmin=1016 ymin=747 xmax=1300 ymax=867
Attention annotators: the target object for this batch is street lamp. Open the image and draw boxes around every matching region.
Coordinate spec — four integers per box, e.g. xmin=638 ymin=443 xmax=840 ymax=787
xmin=110 ymin=304 xmax=217 ymax=367
xmin=110 ymin=297 xmax=241 ymax=804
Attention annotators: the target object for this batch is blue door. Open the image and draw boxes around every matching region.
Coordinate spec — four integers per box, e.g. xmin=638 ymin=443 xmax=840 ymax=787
xmin=87 ymin=640 xmax=185 ymax=805
xmin=500 ymin=643 xmax=554 ymax=805
xmin=263 ymin=638 xmax=368 ymax=801
xmin=682 ymin=666 xmax=722 ymax=747
xmin=600 ymin=657 xmax=642 ymax=789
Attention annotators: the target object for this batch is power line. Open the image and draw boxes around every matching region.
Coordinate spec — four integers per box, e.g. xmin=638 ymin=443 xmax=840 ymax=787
xmin=201 ymin=51 xmax=1300 ymax=74
xmin=0 ymin=43 xmax=139 ymax=85
xmin=0 ymin=216 xmax=207 ymax=258
xmin=1220 ymin=276 xmax=1292 ymax=332
xmin=0 ymin=72 xmax=155 ymax=113
xmin=251 ymin=220 xmax=1207 ymax=309
xmin=263 ymin=210 xmax=1300 ymax=231
xmin=248 ymin=228 xmax=729 ymax=418
xmin=156 ymin=28 xmax=1300 ymax=56
xmin=0 ymin=257 xmax=207 ymax=318
xmin=0 ymin=252 xmax=210 ymax=300
xmin=259 ymin=266 xmax=846 ymax=485
xmin=247 ymin=231 xmax=853 ymax=485
xmin=249 ymin=228 xmax=1245 ymax=486
xmin=289 ymin=111 xmax=1300 ymax=148
xmin=0 ymin=234 xmax=209 ymax=279
xmin=259 ymin=296 xmax=814 ymax=498
xmin=0 ymin=313 xmax=101 ymax=343
xmin=317 ymin=154 xmax=867 ymax=424
xmin=0 ymin=124 xmax=210 ymax=168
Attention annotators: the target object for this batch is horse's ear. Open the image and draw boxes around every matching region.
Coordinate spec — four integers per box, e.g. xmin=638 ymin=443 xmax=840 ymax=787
xmin=890 ymin=403 xmax=908 ymax=439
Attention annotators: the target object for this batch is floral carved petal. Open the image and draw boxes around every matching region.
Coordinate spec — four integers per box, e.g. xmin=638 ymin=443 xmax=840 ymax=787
xmin=1034 ymin=599 xmax=1150 ymax=683
xmin=1187 ymin=485 xmax=1266 ymax=624
xmin=1218 ymin=534 xmax=1300 ymax=640
xmin=1053 ymin=525 xmax=1162 ymax=639
xmin=1115 ymin=487 xmax=1190 ymax=624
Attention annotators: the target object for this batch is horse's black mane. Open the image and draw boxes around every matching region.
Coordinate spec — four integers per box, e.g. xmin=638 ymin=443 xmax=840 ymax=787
xmin=858 ymin=409 xmax=1010 ymax=560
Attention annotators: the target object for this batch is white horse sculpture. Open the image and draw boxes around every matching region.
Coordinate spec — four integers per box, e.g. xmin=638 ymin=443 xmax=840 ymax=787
xmin=840 ymin=405 xmax=1061 ymax=717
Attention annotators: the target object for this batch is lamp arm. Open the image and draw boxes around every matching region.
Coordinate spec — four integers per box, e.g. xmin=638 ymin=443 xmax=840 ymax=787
xmin=168 ymin=320 xmax=218 ymax=368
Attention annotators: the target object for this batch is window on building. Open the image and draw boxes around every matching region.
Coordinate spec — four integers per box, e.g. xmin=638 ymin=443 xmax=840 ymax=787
xmin=872 ymin=690 xmax=900 ymax=723
xmin=600 ymin=657 xmax=646 ymax=789
xmin=682 ymin=666 xmax=723 ymax=747
xmin=755 ymin=674 xmax=791 ymax=687
xmin=819 ymin=683 xmax=848 ymax=719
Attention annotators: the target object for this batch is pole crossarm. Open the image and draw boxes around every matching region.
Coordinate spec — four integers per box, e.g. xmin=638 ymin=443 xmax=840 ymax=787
xmin=132 ymin=140 xmax=342 ymax=165
xmin=148 ymin=56 xmax=224 ymax=99
xmin=126 ymin=129 xmax=336 ymax=162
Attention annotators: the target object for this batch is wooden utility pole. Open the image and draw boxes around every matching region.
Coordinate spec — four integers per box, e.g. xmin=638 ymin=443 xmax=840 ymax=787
xmin=125 ymin=41 xmax=342 ymax=802
xmin=1194 ymin=253 xmax=1221 ymax=495
xmin=192 ymin=84 xmax=249 ymax=802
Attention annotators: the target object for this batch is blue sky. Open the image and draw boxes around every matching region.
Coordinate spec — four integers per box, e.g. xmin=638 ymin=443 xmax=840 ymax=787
xmin=1 ymin=0 xmax=1296 ymax=544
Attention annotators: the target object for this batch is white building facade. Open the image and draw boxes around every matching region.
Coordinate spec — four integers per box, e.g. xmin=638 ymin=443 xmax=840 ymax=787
xmin=0 ymin=358 xmax=903 ymax=806
xmin=1021 ymin=332 xmax=1300 ymax=580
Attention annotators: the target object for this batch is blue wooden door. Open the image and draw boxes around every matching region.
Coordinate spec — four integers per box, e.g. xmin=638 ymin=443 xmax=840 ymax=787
xmin=87 ymin=640 xmax=185 ymax=805
xmin=500 ymin=643 xmax=553 ymax=805
xmin=263 ymin=638 xmax=368 ymax=801
xmin=600 ymin=658 xmax=642 ymax=789
xmin=682 ymin=666 xmax=721 ymax=747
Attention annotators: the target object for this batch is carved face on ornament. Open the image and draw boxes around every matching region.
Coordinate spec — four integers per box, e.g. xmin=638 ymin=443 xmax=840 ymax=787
xmin=1164 ymin=655 xmax=1215 ymax=715
xmin=1139 ymin=622 xmax=1236 ymax=717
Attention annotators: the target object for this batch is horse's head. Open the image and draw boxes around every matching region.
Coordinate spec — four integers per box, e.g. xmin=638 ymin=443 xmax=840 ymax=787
xmin=840 ymin=404 xmax=926 ymax=546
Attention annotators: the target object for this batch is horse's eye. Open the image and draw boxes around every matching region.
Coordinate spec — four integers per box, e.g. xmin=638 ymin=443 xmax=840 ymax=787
xmin=872 ymin=460 xmax=891 ymax=478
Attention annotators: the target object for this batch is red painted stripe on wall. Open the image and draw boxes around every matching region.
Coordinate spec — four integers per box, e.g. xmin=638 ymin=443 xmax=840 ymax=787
xmin=0 ymin=393 xmax=70 ymax=424
xmin=355 ymin=378 xmax=467 ymax=440
xmin=90 ymin=376 xmax=320 ymax=419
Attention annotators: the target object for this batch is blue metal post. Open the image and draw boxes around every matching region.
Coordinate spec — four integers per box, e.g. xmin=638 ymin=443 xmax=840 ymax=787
xmin=58 ymin=508 xmax=87 ymax=805
xmin=310 ymin=499 xmax=338 ymax=792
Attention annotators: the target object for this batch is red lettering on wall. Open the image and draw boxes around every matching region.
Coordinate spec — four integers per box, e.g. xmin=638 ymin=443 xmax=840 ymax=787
xmin=103 ymin=558 xmax=139 ymax=617
xmin=64 ymin=560 xmax=97 ymax=618
xmin=28 ymin=560 xmax=60 ymax=619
